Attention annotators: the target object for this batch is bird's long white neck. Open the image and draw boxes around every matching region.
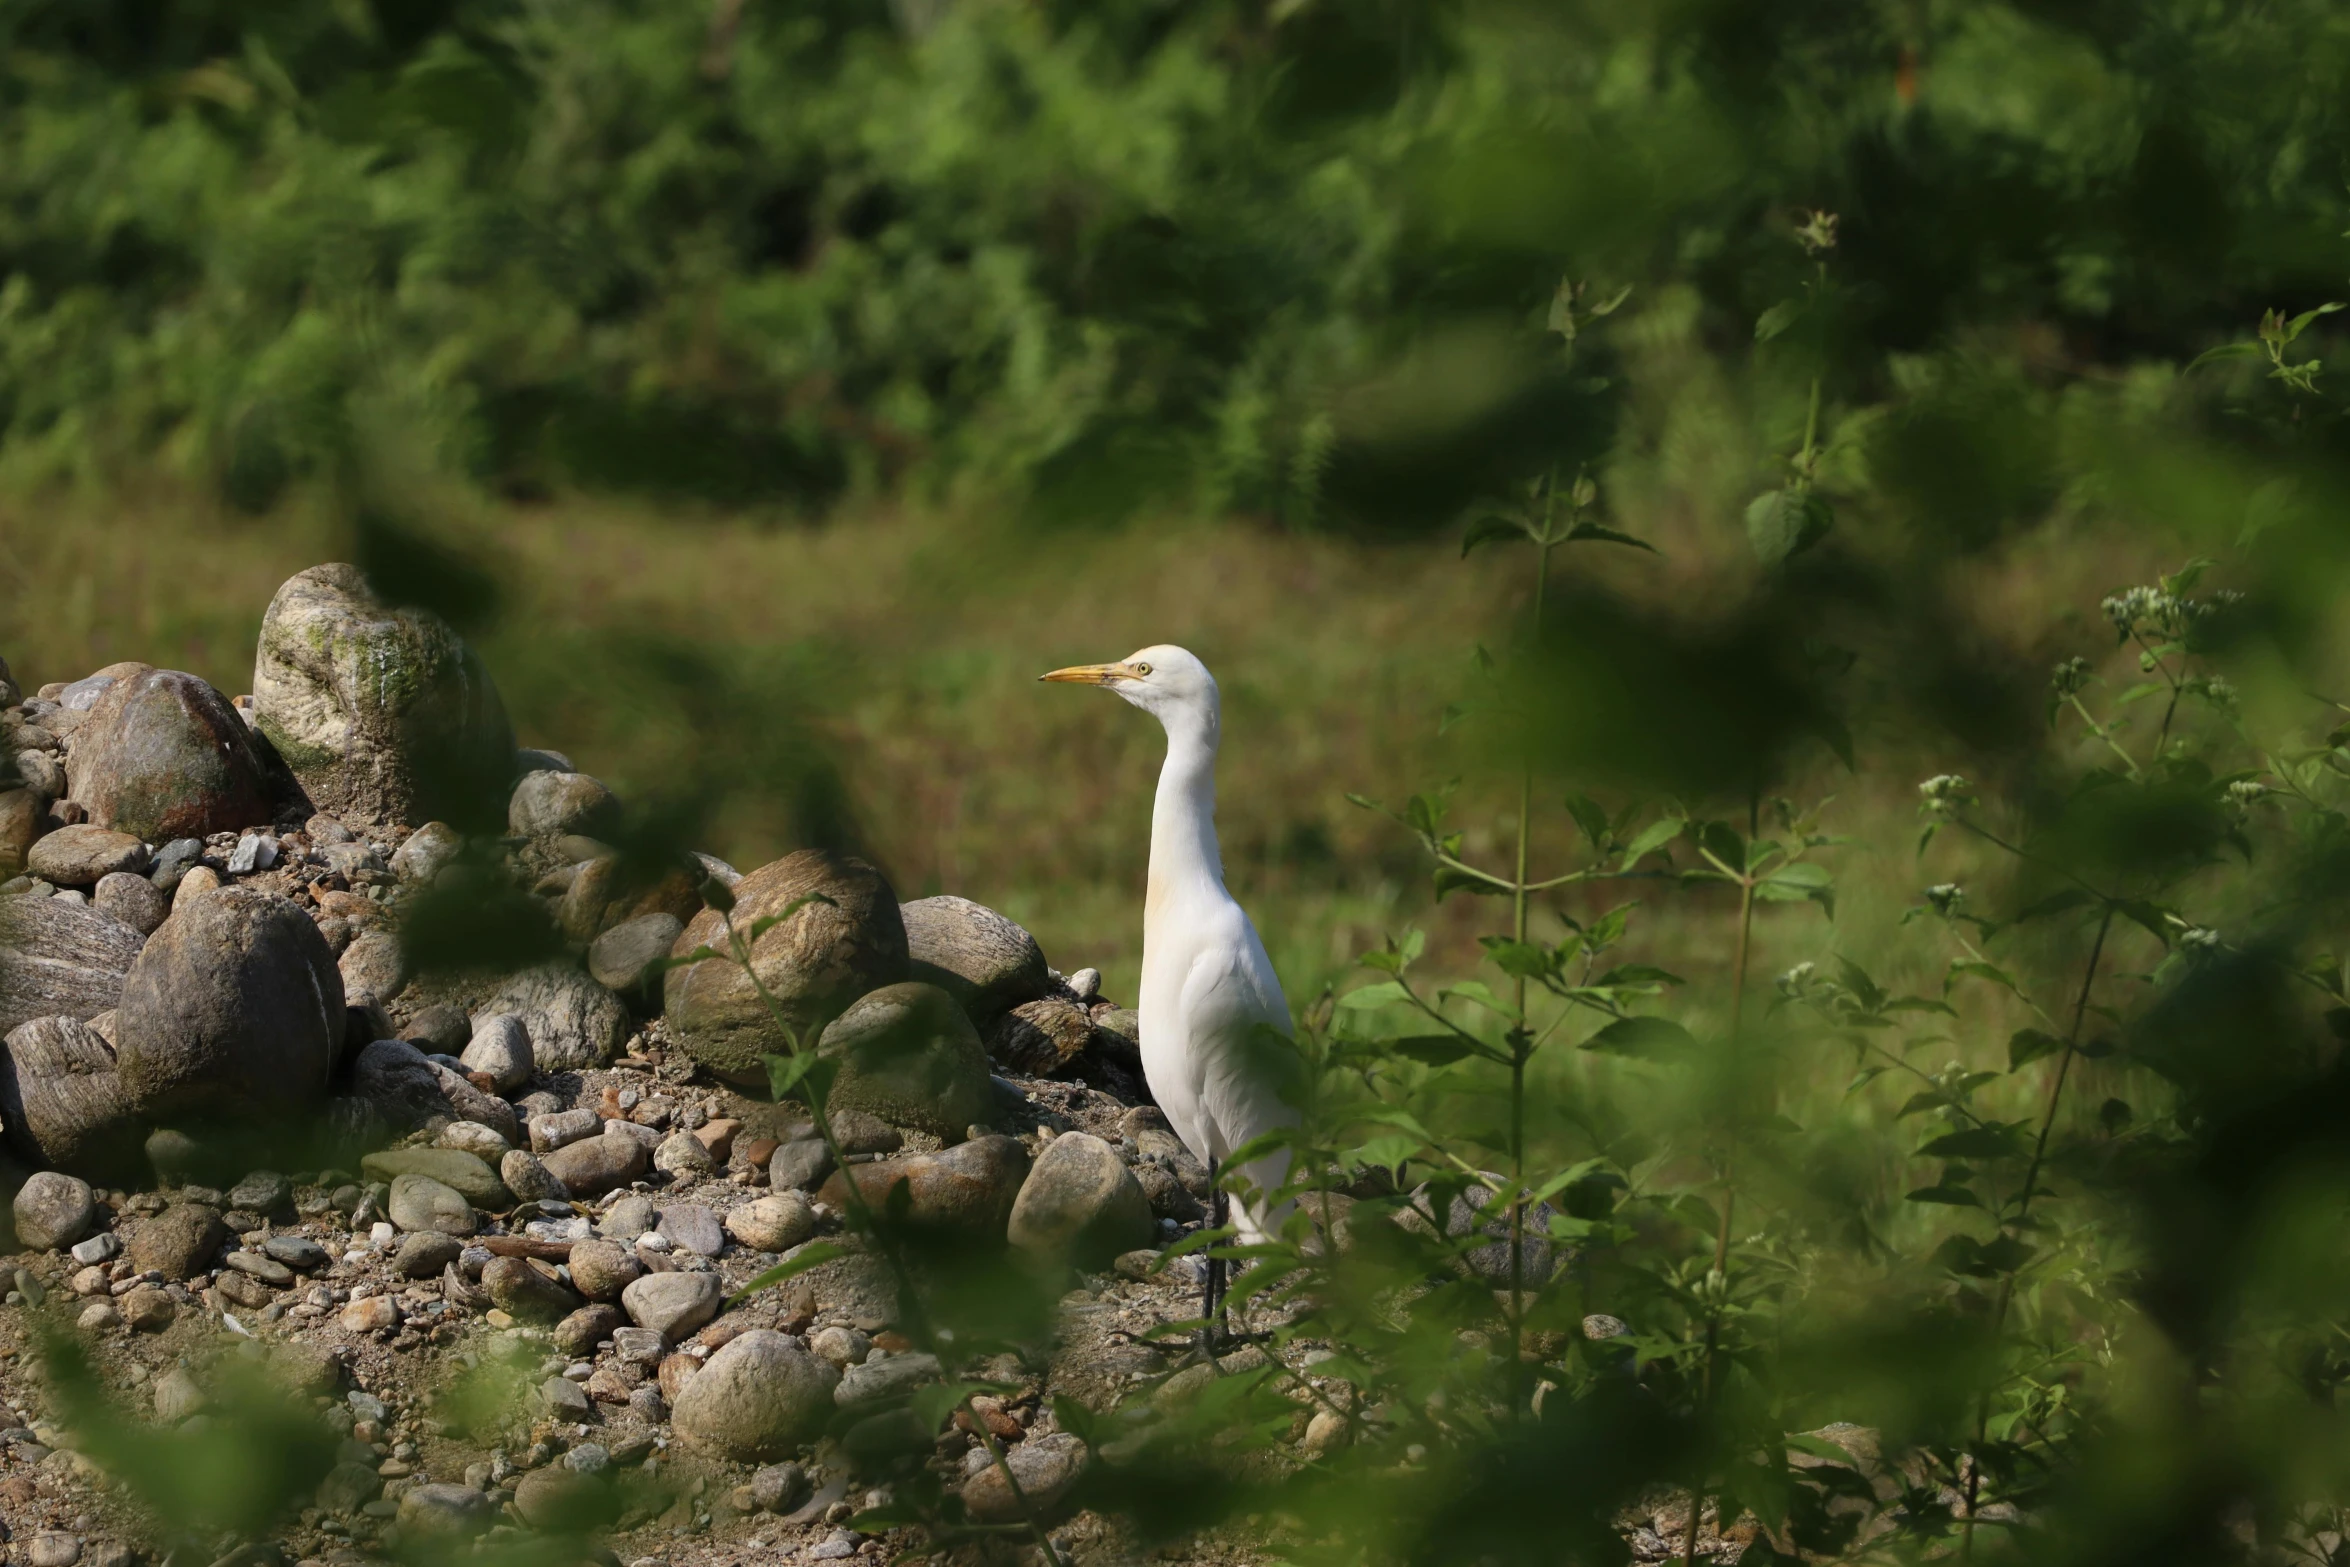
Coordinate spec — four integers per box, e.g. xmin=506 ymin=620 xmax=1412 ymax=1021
xmin=1147 ymin=707 xmax=1224 ymax=921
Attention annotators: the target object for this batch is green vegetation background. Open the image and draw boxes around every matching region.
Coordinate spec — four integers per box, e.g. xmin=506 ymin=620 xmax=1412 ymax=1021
xmin=9 ymin=1 xmax=2350 ymax=1555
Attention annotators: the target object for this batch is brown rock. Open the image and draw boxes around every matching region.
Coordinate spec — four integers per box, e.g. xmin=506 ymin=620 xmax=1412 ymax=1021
xmin=125 ymin=1203 xmax=227 ymax=1281
xmin=0 ymin=790 xmax=38 ymax=879
xmin=65 ymin=668 xmax=275 ymax=842
xmin=0 ymin=897 xmax=146 ymax=1039
xmin=988 ymin=997 xmax=1097 ymax=1076
xmin=0 ymin=1015 xmax=135 ymax=1175
xmin=560 ymin=855 xmax=702 ymax=945
xmin=120 ymin=1286 xmax=174 ymax=1331
xmin=817 ymin=1134 xmax=1029 ymax=1240
xmin=481 ymin=1255 xmax=581 ymax=1322
xmin=566 ymin=1238 xmax=642 ymax=1302
xmin=662 ymin=849 xmax=909 ymax=1086
xmin=539 ymin=1131 xmax=649 ymax=1198
xmin=114 ymin=886 xmax=343 ymax=1122
xmin=25 ymin=826 xmax=148 ymax=887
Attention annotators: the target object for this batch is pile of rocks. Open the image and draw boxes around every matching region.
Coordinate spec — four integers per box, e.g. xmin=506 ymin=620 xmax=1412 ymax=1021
xmin=0 ymin=565 xmax=1275 ymax=1567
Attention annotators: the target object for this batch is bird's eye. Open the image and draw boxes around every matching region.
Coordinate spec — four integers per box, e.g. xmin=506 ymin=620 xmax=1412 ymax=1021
xmin=1132 ymin=662 xmax=1152 ymax=677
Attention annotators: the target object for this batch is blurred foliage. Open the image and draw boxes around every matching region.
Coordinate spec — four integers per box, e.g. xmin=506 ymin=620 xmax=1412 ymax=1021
xmin=0 ymin=0 xmax=2345 ymax=534
xmin=16 ymin=2 xmax=2350 ymax=1565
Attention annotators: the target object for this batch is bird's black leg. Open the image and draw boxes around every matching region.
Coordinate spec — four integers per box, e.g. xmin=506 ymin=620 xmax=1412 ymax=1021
xmin=1198 ymin=1162 xmax=1226 ymax=1356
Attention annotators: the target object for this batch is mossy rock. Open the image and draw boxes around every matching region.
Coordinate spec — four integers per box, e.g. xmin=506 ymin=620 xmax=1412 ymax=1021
xmin=816 ymin=983 xmax=994 ymax=1139
xmin=251 ymin=564 xmax=514 ymax=829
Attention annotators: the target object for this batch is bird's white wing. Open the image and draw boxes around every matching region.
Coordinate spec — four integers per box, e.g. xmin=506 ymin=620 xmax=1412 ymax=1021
xmin=1177 ymin=919 xmax=1301 ymax=1236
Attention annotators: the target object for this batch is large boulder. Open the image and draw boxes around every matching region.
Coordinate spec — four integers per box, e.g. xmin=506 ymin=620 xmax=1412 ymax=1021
xmin=114 ymin=887 xmax=343 ymax=1122
xmin=1008 ymin=1132 xmax=1154 ymax=1266
xmin=900 ymin=896 xmax=1050 ymax=1022
xmin=0 ymin=1016 xmax=136 ymax=1175
xmin=815 ymin=983 xmax=994 ymax=1139
xmin=0 ymin=897 xmax=144 ymax=1036
xmin=664 ymin=850 xmax=909 ymax=1086
xmin=250 ymin=564 xmax=514 ymax=829
xmin=484 ymin=964 xmax=628 ymax=1072
xmin=817 ymin=1134 xmax=1029 ymax=1241
xmin=65 ymin=668 xmax=276 ymax=841
xmin=671 ymin=1330 xmax=839 ymax=1462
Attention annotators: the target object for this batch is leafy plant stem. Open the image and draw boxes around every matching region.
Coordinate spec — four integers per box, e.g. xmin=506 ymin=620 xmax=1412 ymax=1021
xmin=1505 ymin=489 xmax=1559 ymax=1415
xmin=1960 ymin=902 xmax=2115 ymax=1561
xmin=958 ymin=1392 xmax=1070 ymax=1567
xmin=1681 ymin=792 xmax=1762 ymax=1567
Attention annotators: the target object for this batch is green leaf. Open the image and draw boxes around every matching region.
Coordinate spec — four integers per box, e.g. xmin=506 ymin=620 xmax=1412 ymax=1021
xmin=1461 ymin=513 xmax=1529 ymax=557
xmin=1905 ymin=1185 xmax=1984 ymax=1207
xmin=1389 ymin=1034 xmax=1495 ymax=1067
xmin=2282 ymin=301 xmax=2346 ymax=342
xmin=762 ymin=1051 xmax=836 ymax=1103
xmin=1565 ymin=523 xmax=1658 ymax=553
xmin=727 ymin=1241 xmax=846 ymax=1305
xmin=1479 ymin=938 xmax=1554 ymax=979
xmin=1434 ymin=863 xmax=1509 ymax=900
xmin=2184 ymin=340 xmax=2262 ymax=373
xmin=1754 ymin=298 xmax=1806 ymax=341
xmin=1947 ymin=959 xmax=2019 ymax=995
xmin=1582 ymin=1016 xmax=1700 ymax=1059
xmin=1894 ymin=1092 xmax=1947 ymax=1119
xmin=1565 ymin=793 xmax=1610 ymax=850
xmin=2008 ymin=1029 xmax=2065 ymax=1070
xmin=1918 ymin=1127 xmax=2021 ymax=1161
xmin=2010 ymin=890 xmax=2094 ymax=924
xmin=1337 ymin=981 xmax=1410 ymax=1012
xmin=1620 ymin=817 xmax=1685 ymax=867
xmin=1745 ymin=488 xmax=1833 ymax=566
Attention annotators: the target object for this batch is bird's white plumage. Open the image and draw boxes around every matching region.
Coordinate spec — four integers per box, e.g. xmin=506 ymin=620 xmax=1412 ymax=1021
xmin=1044 ymin=644 xmax=1297 ymax=1240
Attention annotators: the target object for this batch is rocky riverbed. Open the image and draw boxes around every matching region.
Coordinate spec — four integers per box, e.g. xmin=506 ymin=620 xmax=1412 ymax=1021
xmin=0 ymin=563 xmax=1329 ymax=1567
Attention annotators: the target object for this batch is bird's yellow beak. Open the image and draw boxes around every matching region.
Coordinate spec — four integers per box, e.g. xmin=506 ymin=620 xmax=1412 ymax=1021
xmin=1039 ymin=662 xmax=1136 ymax=685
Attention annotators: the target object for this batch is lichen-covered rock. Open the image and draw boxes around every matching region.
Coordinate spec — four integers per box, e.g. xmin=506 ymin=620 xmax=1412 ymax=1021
xmin=484 ymin=963 xmax=627 ymax=1072
xmin=671 ymin=1330 xmax=839 ymax=1461
xmin=816 ymin=983 xmax=994 ymax=1139
xmin=65 ymin=668 xmax=275 ymax=842
xmin=114 ymin=887 xmax=343 ymax=1123
xmin=664 ymin=850 xmax=909 ymax=1087
xmin=0 ymin=897 xmax=144 ymax=1037
xmin=1008 ymin=1132 xmax=1154 ymax=1266
xmin=0 ymin=1016 xmax=136 ymax=1175
xmin=250 ymin=564 xmax=513 ymax=829
xmin=900 ymin=896 xmax=1050 ymax=1022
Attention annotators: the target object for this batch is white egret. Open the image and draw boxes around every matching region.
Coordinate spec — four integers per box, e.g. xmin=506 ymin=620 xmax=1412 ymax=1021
xmin=1042 ymin=645 xmax=1299 ymax=1338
